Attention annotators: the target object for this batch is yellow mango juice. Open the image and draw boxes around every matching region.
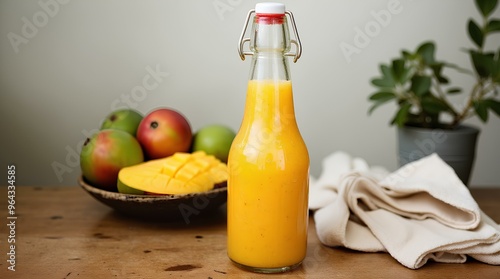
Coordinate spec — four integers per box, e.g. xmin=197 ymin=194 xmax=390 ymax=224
xmin=227 ymin=80 xmax=309 ymax=270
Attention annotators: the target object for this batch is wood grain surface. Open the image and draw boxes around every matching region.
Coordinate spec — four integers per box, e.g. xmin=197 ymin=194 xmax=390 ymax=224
xmin=0 ymin=186 xmax=499 ymax=278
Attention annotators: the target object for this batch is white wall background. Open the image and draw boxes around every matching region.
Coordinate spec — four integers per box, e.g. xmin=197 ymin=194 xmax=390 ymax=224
xmin=1 ymin=0 xmax=499 ymax=187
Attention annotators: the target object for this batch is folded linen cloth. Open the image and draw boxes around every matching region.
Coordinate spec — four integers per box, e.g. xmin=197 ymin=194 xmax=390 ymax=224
xmin=310 ymin=152 xmax=500 ymax=269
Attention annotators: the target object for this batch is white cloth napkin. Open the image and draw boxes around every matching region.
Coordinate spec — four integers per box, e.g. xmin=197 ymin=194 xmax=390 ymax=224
xmin=309 ymin=152 xmax=500 ymax=269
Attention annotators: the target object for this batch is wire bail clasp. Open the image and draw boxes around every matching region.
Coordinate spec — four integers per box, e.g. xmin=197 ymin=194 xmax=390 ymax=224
xmin=237 ymin=10 xmax=302 ymax=63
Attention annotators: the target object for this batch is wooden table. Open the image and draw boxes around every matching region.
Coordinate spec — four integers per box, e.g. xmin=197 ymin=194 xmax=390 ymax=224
xmin=0 ymin=186 xmax=499 ymax=278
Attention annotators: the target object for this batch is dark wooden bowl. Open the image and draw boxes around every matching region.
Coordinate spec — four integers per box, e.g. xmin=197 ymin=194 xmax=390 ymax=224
xmin=78 ymin=175 xmax=227 ymax=222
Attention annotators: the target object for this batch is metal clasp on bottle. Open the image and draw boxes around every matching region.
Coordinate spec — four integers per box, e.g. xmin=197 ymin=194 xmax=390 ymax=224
xmin=237 ymin=9 xmax=302 ymax=63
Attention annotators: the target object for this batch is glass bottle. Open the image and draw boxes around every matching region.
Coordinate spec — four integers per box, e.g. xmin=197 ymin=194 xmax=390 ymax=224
xmin=227 ymin=2 xmax=309 ymax=273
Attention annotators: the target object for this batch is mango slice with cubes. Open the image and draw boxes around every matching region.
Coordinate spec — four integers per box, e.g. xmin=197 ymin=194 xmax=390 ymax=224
xmin=117 ymin=151 xmax=228 ymax=195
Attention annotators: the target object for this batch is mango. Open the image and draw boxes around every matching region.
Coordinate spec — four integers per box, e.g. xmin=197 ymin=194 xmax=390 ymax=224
xmin=118 ymin=151 xmax=228 ymax=195
xmin=100 ymin=109 xmax=143 ymax=137
xmin=80 ymin=129 xmax=144 ymax=191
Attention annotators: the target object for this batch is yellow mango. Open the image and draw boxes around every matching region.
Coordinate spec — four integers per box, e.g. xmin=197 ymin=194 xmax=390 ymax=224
xmin=117 ymin=151 xmax=228 ymax=195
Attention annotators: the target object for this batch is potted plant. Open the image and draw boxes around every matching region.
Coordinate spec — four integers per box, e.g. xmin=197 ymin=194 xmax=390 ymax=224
xmin=368 ymin=0 xmax=500 ymax=185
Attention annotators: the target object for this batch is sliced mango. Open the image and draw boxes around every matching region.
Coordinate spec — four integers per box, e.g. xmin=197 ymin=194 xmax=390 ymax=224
xmin=118 ymin=151 xmax=228 ymax=195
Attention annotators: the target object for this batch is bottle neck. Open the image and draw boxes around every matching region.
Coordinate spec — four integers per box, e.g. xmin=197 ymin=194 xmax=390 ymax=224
xmin=244 ymin=79 xmax=296 ymax=119
xmin=249 ymin=14 xmax=291 ymax=81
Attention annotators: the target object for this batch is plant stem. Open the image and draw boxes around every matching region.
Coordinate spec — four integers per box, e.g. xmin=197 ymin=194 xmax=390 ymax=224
xmin=453 ymin=81 xmax=483 ymax=126
xmin=431 ymin=75 xmax=459 ymax=117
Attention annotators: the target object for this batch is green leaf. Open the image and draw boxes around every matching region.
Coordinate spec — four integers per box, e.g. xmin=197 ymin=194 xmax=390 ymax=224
xmin=484 ymin=98 xmax=500 ymax=116
xmin=371 ymin=78 xmax=392 ymax=88
xmin=411 ymin=75 xmax=432 ymax=96
xmin=416 ymin=42 xmax=435 ymax=64
xmin=368 ymin=92 xmax=397 ymax=115
xmin=447 ymin=87 xmax=462 ymax=94
xmin=471 ymin=50 xmax=495 ymax=77
xmin=371 ymin=64 xmax=395 ymax=88
xmin=391 ymin=103 xmax=411 ymax=127
xmin=475 ymin=0 xmax=498 ymax=17
xmin=421 ymin=98 xmax=450 ymax=114
xmin=474 ymin=100 xmax=489 ymax=122
xmin=402 ymin=50 xmax=413 ymax=59
xmin=431 ymin=63 xmax=443 ymax=75
xmin=400 ymin=67 xmax=414 ymax=84
xmin=392 ymin=59 xmax=406 ymax=83
xmin=486 ymin=19 xmax=500 ymax=33
xmin=431 ymin=63 xmax=449 ymax=84
xmin=380 ymin=64 xmax=395 ymax=84
xmin=468 ymin=19 xmax=484 ymax=48
xmin=369 ymin=91 xmax=396 ymax=102
xmin=437 ymin=76 xmax=449 ymax=84
xmin=368 ymin=102 xmax=384 ymax=115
